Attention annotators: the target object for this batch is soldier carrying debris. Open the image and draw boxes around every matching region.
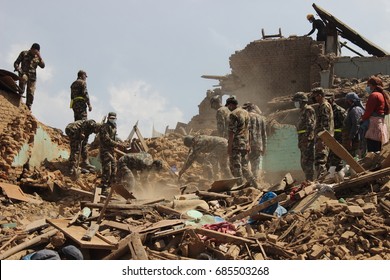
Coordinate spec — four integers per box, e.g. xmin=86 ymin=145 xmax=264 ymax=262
xmin=70 ymin=70 xmax=92 ymax=121
xmin=292 ymin=92 xmax=316 ymax=181
xmin=178 ymin=135 xmax=231 ymax=181
xmin=226 ymin=97 xmax=259 ymax=189
xmin=117 ymin=152 xmax=163 ymax=193
xmin=13 ymin=43 xmax=45 ymax=110
xmin=98 ymin=112 xmax=126 ymax=195
xmin=65 ymin=119 xmax=100 ymax=175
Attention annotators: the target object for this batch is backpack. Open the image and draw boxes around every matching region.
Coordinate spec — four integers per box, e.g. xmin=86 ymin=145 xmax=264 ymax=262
xmin=381 ymin=90 xmax=390 ymax=115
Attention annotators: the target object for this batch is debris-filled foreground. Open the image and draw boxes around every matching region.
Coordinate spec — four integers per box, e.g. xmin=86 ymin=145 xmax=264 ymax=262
xmin=0 ymin=125 xmax=390 ymax=260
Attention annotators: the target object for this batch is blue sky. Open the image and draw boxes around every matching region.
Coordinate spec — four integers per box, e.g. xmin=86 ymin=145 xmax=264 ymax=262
xmin=2 ymin=0 xmax=390 ymax=138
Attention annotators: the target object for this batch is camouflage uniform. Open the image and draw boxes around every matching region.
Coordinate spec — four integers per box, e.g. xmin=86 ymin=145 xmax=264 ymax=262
xmin=65 ymin=119 xmax=98 ymax=172
xmin=296 ymin=104 xmax=316 ymax=181
xmin=180 ymin=135 xmax=231 ymax=180
xmin=216 ymin=106 xmax=231 ymax=139
xmin=247 ymin=111 xmax=267 ymax=180
xmin=314 ymin=100 xmax=334 ymax=178
xmin=70 ymin=76 xmax=90 ymax=121
xmin=117 ymin=152 xmax=154 ymax=193
xmin=328 ymin=103 xmax=346 ymax=170
xmin=228 ymin=107 xmax=257 ymax=187
xmin=99 ymin=116 xmax=121 ymax=189
xmin=13 ymin=45 xmax=45 ymax=109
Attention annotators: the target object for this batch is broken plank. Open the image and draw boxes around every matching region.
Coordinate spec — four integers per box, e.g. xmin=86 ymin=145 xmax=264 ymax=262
xmin=146 ymin=248 xmax=194 ymax=260
xmin=228 ymin=193 xmax=287 ymax=222
xmin=0 ymin=182 xmax=42 ymax=204
xmin=318 ymin=130 xmax=365 ymax=173
xmin=193 ymin=227 xmax=255 ymax=245
xmin=196 ymin=190 xmax=231 ymax=199
xmin=333 ymin=167 xmax=390 ymax=193
xmin=47 ymin=218 xmax=116 ymax=250
xmin=128 ymin=232 xmax=148 ymax=260
xmin=83 ymin=202 xmax=154 ymax=211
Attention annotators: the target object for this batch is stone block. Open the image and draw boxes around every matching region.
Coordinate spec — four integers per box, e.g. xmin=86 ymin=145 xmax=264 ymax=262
xmin=347 ymin=205 xmax=364 ymax=217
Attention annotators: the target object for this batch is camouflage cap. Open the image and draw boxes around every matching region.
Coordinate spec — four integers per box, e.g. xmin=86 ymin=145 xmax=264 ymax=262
xmin=31 ymin=43 xmax=40 ymax=51
xmin=311 ymin=87 xmax=325 ymax=96
xmin=108 ymin=112 xmax=117 ymax=119
xmin=292 ymin=92 xmax=308 ymax=102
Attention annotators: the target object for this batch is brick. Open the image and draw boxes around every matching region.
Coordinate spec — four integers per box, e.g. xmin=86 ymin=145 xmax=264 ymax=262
xmin=309 ymin=244 xmax=325 ymax=259
xmin=347 ymin=205 xmax=364 ymax=217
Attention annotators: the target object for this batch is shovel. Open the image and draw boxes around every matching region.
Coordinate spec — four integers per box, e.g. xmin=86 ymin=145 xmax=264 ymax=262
xmin=72 ymin=140 xmax=84 ymax=180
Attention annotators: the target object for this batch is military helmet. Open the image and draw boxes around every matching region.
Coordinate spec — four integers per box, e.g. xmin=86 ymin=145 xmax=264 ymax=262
xmin=292 ymin=92 xmax=308 ymax=102
xmin=183 ymin=135 xmax=194 ymax=147
xmin=108 ymin=112 xmax=117 ymax=119
xmin=311 ymin=87 xmax=325 ymax=96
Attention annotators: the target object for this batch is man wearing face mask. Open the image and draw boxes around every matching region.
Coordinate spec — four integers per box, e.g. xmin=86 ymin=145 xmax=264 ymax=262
xmin=98 ymin=112 xmax=125 ymax=195
xmin=361 ymin=76 xmax=389 ymax=153
xmin=312 ymin=87 xmax=334 ymax=179
xmin=292 ymin=92 xmax=316 ymax=181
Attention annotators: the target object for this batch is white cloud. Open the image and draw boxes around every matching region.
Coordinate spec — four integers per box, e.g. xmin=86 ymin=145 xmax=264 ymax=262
xmin=108 ymin=81 xmax=184 ymax=139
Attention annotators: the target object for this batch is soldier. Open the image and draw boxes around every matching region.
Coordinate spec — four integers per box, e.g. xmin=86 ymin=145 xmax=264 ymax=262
xmin=325 ymin=92 xmax=347 ymax=171
xmin=226 ymin=97 xmax=259 ymax=188
xmin=70 ymin=70 xmax=92 ymax=121
xmin=117 ymin=152 xmax=163 ymax=193
xmin=13 ymin=43 xmax=45 ymax=110
xmin=65 ymin=119 xmax=101 ymax=175
xmin=242 ymin=102 xmax=267 ymax=180
xmin=311 ymin=87 xmax=334 ymax=179
xmin=98 ymin=112 xmax=125 ymax=194
xmin=178 ymin=135 xmax=231 ymax=180
xmin=342 ymin=92 xmax=365 ymax=158
xmin=292 ymin=92 xmax=316 ymax=181
xmin=210 ymin=95 xmax=230 ymax=139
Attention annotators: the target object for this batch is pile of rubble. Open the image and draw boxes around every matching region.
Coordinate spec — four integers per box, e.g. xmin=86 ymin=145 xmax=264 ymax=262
xmin=1 ymin=77 xmax=390 ymax=260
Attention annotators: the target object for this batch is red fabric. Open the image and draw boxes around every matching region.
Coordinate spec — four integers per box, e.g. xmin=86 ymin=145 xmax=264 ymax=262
xmin=199 ymin=222 xmax=237 ymax=242
xmin=362 ymin=91 xmax=385 ymax=121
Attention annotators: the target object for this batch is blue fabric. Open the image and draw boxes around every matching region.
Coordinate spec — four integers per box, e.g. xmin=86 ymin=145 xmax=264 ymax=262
xmin=247 ymin=192 xmax=283 ymax=224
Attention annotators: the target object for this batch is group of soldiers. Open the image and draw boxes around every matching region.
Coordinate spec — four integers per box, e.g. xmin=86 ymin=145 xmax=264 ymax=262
xmin=293 ymin=87 xmax=366 ymax=181
xmin=178 ymin=94 xmax=267 ymax=189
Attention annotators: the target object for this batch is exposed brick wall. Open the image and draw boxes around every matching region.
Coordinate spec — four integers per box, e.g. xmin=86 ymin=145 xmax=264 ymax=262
xmin=228 ymin=36 xmax=328 ymax=114
xmin=0 ymin=89 xmax=23 ymax=134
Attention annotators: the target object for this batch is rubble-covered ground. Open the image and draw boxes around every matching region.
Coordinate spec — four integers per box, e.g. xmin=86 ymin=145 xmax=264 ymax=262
xmin=1 ymin=76 xmax=390 ymax=260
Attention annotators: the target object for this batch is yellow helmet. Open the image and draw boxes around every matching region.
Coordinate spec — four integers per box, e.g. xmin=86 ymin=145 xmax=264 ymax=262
xmin=306 ymin=14 xmax=314 ymax=20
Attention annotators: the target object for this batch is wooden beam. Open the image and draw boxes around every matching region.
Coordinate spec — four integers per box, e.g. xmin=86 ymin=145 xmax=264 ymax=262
xmin=228 ymin=193 xmax=287 ymax=222
xmin=128 ymin=233 xmax=148 ymax=260
xmin=318 ymin=130 xmax=365 ymax=173
xmin=193 ymin=227 xmax=255 ymax=245
xmin=333 ymin=167 xmax=390 ymax=193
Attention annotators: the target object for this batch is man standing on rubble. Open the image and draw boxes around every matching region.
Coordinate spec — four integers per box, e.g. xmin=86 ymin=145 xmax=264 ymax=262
xmin=210 ymin=94 xmax=231 ymax=139
xmin=99 ymin=112 xmax=125 ymax=195
xmin=178 ymin=135 xmax=231 ymax=180
xmin=65 ymin=119 xmax=101 ymax=175
xmin=305 ymin=14 xmax=327 ymax=42
xmin=226 ymin=97 xmax=259 ymax=189
xmin=293 ymin=92 xmax=316 ymax=181
xmin=242 ymin=102 xmax=267 ymax=180
xmin=326 ymin=92 xmax=346 ymax=172
xmin=311 ymin=87 xmax=334 ymax=179
xmin=117 ymin=152 xmax=163 ymax=194
xmin=70 ymin=70 xmax=92 ymax=121
xmin=13 ymin=43 xmax=45 ymax=110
